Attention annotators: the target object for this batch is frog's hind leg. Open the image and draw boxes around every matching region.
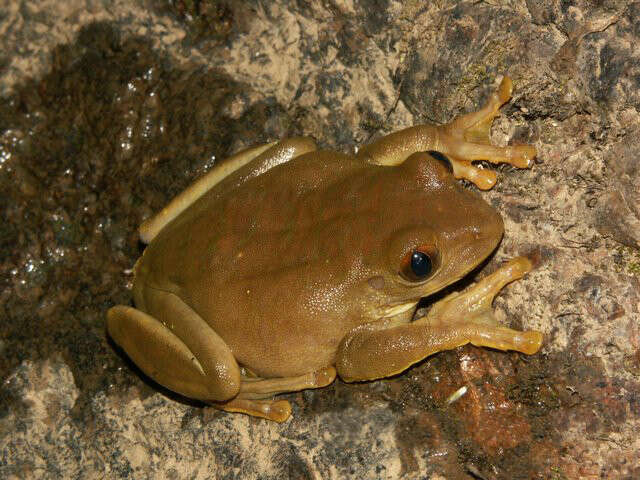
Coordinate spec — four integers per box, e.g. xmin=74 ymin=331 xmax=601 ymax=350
xmin=139 ymin=137 xmax=317 ymax=243
xmin=212 ymin=367 xmax=337 ymax=422
xmin=440 ymin=76 xmax=537 ymax=189
xmin=107 ymin=290 xmax=241 ymax=402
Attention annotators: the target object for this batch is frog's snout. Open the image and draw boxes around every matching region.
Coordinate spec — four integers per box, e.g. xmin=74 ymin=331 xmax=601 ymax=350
xmin=450 ymin=202 xmax=503 ymax=265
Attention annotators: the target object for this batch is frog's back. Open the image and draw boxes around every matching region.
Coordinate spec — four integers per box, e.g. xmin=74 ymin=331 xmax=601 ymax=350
xmin=133 ymin=151 xmax=375 ymax=376
xmin=136 ymin=150 xmax=366 ymax=286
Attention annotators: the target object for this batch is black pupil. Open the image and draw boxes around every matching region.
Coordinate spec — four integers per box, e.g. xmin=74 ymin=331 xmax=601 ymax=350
xmin=411 ymin=251 xmax=432 ymax=278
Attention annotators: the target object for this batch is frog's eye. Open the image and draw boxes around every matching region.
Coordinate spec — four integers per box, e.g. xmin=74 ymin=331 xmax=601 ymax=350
xmin=400 ymin=248 xmax=437 ymax=282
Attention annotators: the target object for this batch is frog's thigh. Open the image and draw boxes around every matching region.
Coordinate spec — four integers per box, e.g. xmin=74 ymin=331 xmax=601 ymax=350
xmin=211 ymin=367 xmax=336 ymax=422
xmin=107 ymin=293 xmax=240 ymax=402
xmin=140 ymin=137 xmax=317 ymax=243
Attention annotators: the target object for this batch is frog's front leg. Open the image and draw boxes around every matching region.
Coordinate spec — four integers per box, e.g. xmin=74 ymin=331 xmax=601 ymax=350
xmin=356 ymin=76 xmax=536 ymax=189
xmin=335 ymin=257 xmax=543 ymax=382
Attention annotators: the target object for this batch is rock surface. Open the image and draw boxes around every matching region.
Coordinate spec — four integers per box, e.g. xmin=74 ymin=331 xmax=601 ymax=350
xmin=1 ymin=1 xmax=639 ymax=478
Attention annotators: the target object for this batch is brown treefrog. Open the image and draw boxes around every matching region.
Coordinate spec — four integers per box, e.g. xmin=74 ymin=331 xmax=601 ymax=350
xmin=108 ymin=77 xmax=543 ymax=422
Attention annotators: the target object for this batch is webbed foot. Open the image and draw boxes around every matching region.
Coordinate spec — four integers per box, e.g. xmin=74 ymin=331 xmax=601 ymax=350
xmin=212 ymin=398 xmax=293 ymax=423
xmin=440 ymin=76 xmax=536 ymax=189
xmin=418 ymin=256 xmax=543 ymax=354
xmin=211 ymin=366 xmax=337 ymax=422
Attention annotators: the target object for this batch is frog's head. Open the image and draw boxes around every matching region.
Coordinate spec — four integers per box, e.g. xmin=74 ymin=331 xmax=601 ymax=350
xmin=346 ymin=152 xmax=504 ymax=322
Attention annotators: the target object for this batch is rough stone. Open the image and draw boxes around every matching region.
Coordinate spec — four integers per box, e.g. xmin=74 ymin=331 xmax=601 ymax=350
xmin=1 ymin=1 xmax=639 ymax=478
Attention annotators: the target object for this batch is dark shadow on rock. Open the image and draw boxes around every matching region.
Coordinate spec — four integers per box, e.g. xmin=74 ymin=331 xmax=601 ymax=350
xmin=0 ymin=21 xmax=291 ymax=419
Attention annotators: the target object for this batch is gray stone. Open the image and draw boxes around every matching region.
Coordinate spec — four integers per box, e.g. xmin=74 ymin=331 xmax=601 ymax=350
xmin=1 ymin=1 xmax=639 ymax=478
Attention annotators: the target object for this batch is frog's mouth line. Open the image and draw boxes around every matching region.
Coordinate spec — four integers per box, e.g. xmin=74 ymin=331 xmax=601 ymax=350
xmin=380 ymin=247 xmax=496 ymax=320
xmin=382 ymin=301 xmax=418 ymax=318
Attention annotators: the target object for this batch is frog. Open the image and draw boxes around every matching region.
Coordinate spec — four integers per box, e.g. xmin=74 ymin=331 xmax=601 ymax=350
xmin=107 ymin=76 xmax=543 ymax=422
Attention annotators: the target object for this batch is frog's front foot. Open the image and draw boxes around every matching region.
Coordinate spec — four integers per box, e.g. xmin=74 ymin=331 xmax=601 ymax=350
xmin=418 ymin=256 xmax=543 ymax=354
xmin=440 ymin=76 xmax=537 ymax=190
